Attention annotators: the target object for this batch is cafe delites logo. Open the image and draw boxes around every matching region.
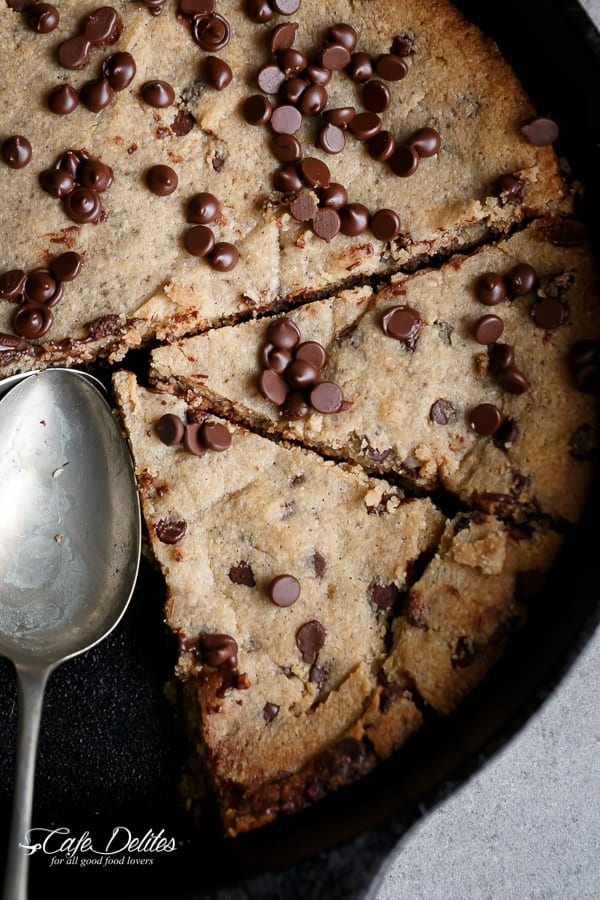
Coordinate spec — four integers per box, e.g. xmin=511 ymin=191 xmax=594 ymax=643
xmin=20 ymin=826 xmax=177 ymax=868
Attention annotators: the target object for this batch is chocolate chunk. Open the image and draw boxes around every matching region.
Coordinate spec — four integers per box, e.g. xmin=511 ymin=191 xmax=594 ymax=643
xmin=347 ymin=52 xmax=373 ymax=83
xmin=312 ymin=551 xmax=326 ymax=579
xmin=1 ymin=135 xmax=32 ymax=169
xmin=187 ymin=192 xmax=220 ymax=225
xmin=368 ymin=130 xmax=396 ymax=161
xmin=78 ymin=158 xmax=113 ymax=192
xmin=306 ymin=65 xmax=331 ymax=86
xmin=320 ymin=43 xmax=351 ymax=70
xmin=201 ymin=422 xmax=232 ymax=451
xmin=318 ymin=120 xmax=346 ymax=153
xmin=229 ymin=561 xmax=256 ymax=587
xmin=156 ymin=413 xmax=185 ymax=446
xmin=197 ymin=633 xmax=238 ymax=668
xmin=300 ymin=157 xmax=330 ymax=189
xmin=362 ymin=80 xmax=391 ymax=113
xmin=48 ymin=84 xmax=79 ymax=115
xmin=80 ymin=78 xmax=114 ymax=113
xmin=542 ymin=219 xmax=585 ymax=247
xmin=389 ymin=145 xmax=419 ymax=177
xmin=84 ymin=7 xmax=122 ymax=47
xmin=310 ymin=381 xmax=344 ymax=413
xmin=146 ymin=164 xmax=178 ymax=196
xmin=156 ymin=518 xmax=187 ymax=544
xmin=243 ymin=94 xmax=273 ymax=126
xmin=182 ymin=422 xmax=205 ymax=456
xmin=259 ymin=369 xmax=288 ymax=406
xmin=391 ymin=34 xmax=414 ymax=56
xmin=506 ymin=263 xmax=537 ymax=297
xmin=271 ymin=134 xmax=302 ymax=163
xmin=570 ymin=340 xmax=600 ymax=394
xmin=290 ymin=193 xmax=316 ymax=222
xmin=349 ymin=112 xmax=382 ymax=140
xmin=476 ymin=273 xmax=507 ymax=306
xmin=245 ymin=0 xmax=274 ymax=22
xmin=204 ymin=56 xmax=232 ymax=91
xmin=277 ymin=48 xmax=307 ymax=75
xmin=493 ymin=417 xmax=519 ymax=451
xmin=375 ymin=53 xmax=408 ymax=81
xmin=171 ymin=111 xmax=195 ymax=136
xmin=474 ymin=314 xmax=504 ymax=344
xmin=0 ymin=269 xmax=26 ymax=300
xmin=272 ymin=0 xmax=300 ymax=12
xmin=257 ymin=64 xmax=285 ymax=95
xmin=410 ymin=127 xmax=441 ymax=158
xmin=329 ymin=23 xmax=357 ymax=51
xmin=324 ymin=107 xmax=355 ymax=128
xmin=270 ymin=574 xmax=300 ymax=607
xmin=62 ymin=187 xmax=102 ymax=223
xmin=179 ymin=0 xmax=215 ymax=15
xmin=295 ymin=341 xmax=327 ymax=370
xmin=192 ymin=13 xmax=231 ymax=51
xmin=312 ymin=207 xmax=340 ymax=242
xmin=569 ymin=425 xmax=597 ymax=461
xmin=371 ymin=209 xmax=401 ymax=242
xmin=340 ymin=203 xmax=369 ymax=236
xmin=263 ymin=702 xmax=280 ymax=722
xmin=269 ymin=22 xmax=298 ymax=53
xmin=520 ymin=116 xmax=559 ymax=146
xmin=382 ymin=305 xmax=423 ymax=349
xmin=469 ymin=403 xmax=502 ymax=436
xmin=309 ymin=664 xmax=326 ymax=684
xmin=283 ymin=392 xmax=310 ymax=419
xmin=267 ymin=317 xmax=300 ymax=350
xmin=488 ymin=342 xmax=515 ymax=374
xmin=271 ymin=104 xmax=302 ymax=134
xmin=57 ymin=35 xmax=91 ymax=70
xmin=25 ymin=3 xmax=59 ymax=33
xmin=451 ymin=636 xmax=477 ymax=669
xmin=538 ymin=270 xmax=576 ymax=301
xmin=13 ymin=305 xmax=53 ymax=339
xmin=371 ymin=583 xmax=401 ymax=609
xmin=496 ymin=173 xmax=524 ymax=204
xmin=295 ymin=620 xmax=326 ymax=664
xmin=210 ymin=242 xmax=239 ymax=272
xmin=299 ymin=84 xmax=328 ymax=116
xmin=531 ymin=296 xmax=568 ymax=330
xmin=25 ymin=269 xmax=57 ymax=303
xmin=141 ymin=80 xmax=175 ymax=108
xmin=50 ymin=251 xmax=82 ymax=282
xmin=496 ymin=366 xmax=530 ymax=394
xmin=430 ymin=399 xmax=457 ymax=425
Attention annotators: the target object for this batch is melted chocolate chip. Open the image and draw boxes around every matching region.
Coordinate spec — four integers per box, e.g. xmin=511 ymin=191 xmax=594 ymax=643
xmin=25 ymin=3 xmax=59 ymax=33
xmin=156 ymin=518 xmax=187 ymax=544
xmin=80 ymin=78 xmax=114 ymax=113
xmin=102 ymin=51 xmax=136 ymax=91
xmin=13 ymin=304 xmax=53 ymax=339
xmin=269 ymin=574 xmax=300 ymax=607
xmin=84 ymin=7 xmax=123 ymax=47
xmin=382 ymin=306 xmax=423 ymax=349
xmin=0 ymin=269 xmax=27 ymax=300
xmin=197 ymin=633 xmax=238 ymax=668
xmin=25 ymin=269 xmax=57 ymax=303
xmin=430 ymin=399 xmax=457 ymax=425
xmin=295 ymin=620 xmax=326 ymax=664
xmin=57 ymin=35 xmax=91 ymax=70
xmin=62 ymin=187 xmax=102 ymax=223
xmin=229 ymin=561 xmax=256 ymax=587
xmin=371 ymin=583 xmax=401 ymax=609
xmin=50 ymin=251 xmax=82 ymax=282
xmin=192 ymin=14 xmax=231 ymax=52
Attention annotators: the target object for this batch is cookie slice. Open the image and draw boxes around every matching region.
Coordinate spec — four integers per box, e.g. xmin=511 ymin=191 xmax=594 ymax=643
xmin=113 ymin=371 xmax=445 ymax=835
xmin=151 ymin=218 xmax=600 ymax=523
xmin=1 ymin=0 xmax=567 ymax=375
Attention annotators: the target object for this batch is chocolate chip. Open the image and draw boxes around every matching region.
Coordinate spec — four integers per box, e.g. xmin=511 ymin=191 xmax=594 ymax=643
xmin=57 ymin=35 xmax=91 ymax=70
xmin=476 ymin=273 xmax=507 ymax=306
xmin=375 ymin=53 xmax=408 ymax=81
xmin=229 ymin=561 xmax=256 ymax=586
xmin=318 ymin=183 xmax=348 ymax=210
xmin=103 ymin=51 xmax=136 ymax=91
xmin=56 ymin=148 xmax=84 ymax=179
xmin=300 ymin=157 xmax=330 ymax=189
xmin=267 ymin=316 xmax=300 ymax=349
xmin=303 ymin=65 xmax=329 ymax=87
xmin=274 ymin=165 xmax=303 ymax=192
xmin=488 ymin=342 xmax=515 ymax=374
xmin=197 ymin=633 xmax=238 ymax=667
xmin=531 ymin=296 xmax=568 ymax=330
xmin=184 ymin=224 xmax=215 ymax=257
xmin=382 ymin=305 xmax=423 ymax=349
xmin=50 ymin=251 xmax=82 ymax=282
xmin=0 ymin=269 xmax=26 ymax=300
xmin=474 ymin=314 xmax=504 ymax=344
xmin=25 ymin=269 xmax=57 ymax=303
xmin=347 ymin=52 xmax=373 ymax=83
xmin=430 ymin=399 xmax=457 ymax=425
xmin=260 ymin=369 xmax=289 ymax=405
xmin=312 ymin=207 xmax=340 ymax=242
xmin=156 ymin=518 xmax=187 ymax=544
xmin=521 ymin=116 xmax=559 ymax=146
xmin=496 ymin=366 xmax=530 ymax=394
xmin=263 ymin=345 xmax=292 ymax=373
xmin=263 ymin=702 xmax=280 ymax=722
xmin=389 ymin=145 xmax=419 ymax=177
xmin=370 ymin=208 xmax=401 ymax=242
xmin=182 ymin=422 xmax=205 ymax=456
xmin=141 ymin=80 xmax=175 ymax=107
xmin=290 ymin=193 xmax=316 ymax=222
xmin=48 ymin=84 xmax=79 ymax=115
xmin=329 ymin=23 xmax=357 ymax=51
xmin=243 ymin=94 xmax=273 ymax=126
xmin=13 ymin=305 xmax=53 ymax=340
xmin=271 ymin=134 xmax=302 ymax=163
xmin=156 ymin=413 xmax=185 ymax=446
xmin=299 ymin=84 xmax=328 ymax=116
xmin=349 ymin=112 xmax=382 ymax=140
xmin=203 ymin=56 xmax=232 ymax=92
xmin=337 ymin=203 xmax=368 ymax=237
xmin=245 ymin=0 xmax=274 ymax=22
xmin=570 ymin=340 xmax=600 ymax=393
xmin=84 ymin=6 xmax=122 ymax=47
xmin=25 ymin=3 xmax=59 ymax=32
xmin=507 ymin=263 xmax=537 ymax=297
xmin=78 ymin=158 xmax=114 ymax=192
xmin=320 ymin=43 xmax=351 ymax=70
xmin=451 ymin=636 xmax=477 ymax=669
xmin=270 ymin=574 xmax=300 ymax=607
xmin=542 ymin=219 xmax=585 ymax=247
xmin=494 ymin=417 xmax=519 ymax=450
xmin=371 ymin=583 xmax=401 ymax=609
xmin=271 ymin=104 xmax=302 ymax=134
xmin=192 ymin=13 xmax=230 ymax=51
xmin=272 ymin=0 xmax=300 ymax=12
xmin=310 ymin=381 xmax=343 ymax=413
xmin=39 ymin=168 xmax=76 ymax=198
xmin=283 ymin=392 xmax=310 ymax=418
xmin=201 ymin=421 xmax=231 ymax=451
xmin=295 ymin=620 xmax=326 ymax=664
xmin=496 ymin=173 xmax=524 ymax=204
xmin=278 ymin=48 xmax=307 ymax=75
xmin=5 ymin=1 xmax=35 ymax=11
xmin=279 ymin=77 xmax=307 ymax=105
xmin=269 ymin=21 xmax=297 ymax=52
xmin=210 ymin=242 xmax=239 ymax=272
xmin=309 ymin=664 xmax=326 ymax=684
xmin=362 ymin=80 xmax=391 ymax=113
xmin=146 ymin=164 xmax=178 ymax=196
xmin=469 ymin=403 xmax=502 ymax=436
xmin=323 ymin=107 xmax=355 ymax=128
xmin=257 ymin=64 xmax=285 ymax=95
xmin=1 ymin=135 xmax=32 ymax=169
xmin=286 ymin=358 xmax=319 ymax=389
xmin=410 ymin=127 xmax=441 ymax=158
xmin=62 ymin=187 xmax=102 ymax=223
xmin=368 ymin=130 xmax=395 ymax=161
xmin=80 ymin=77 xmax=114 ymax=113
xmin=569 ymin=424 xmax=597 ymax=461
xmin=187 ymin=192 xmax=220 ymax=224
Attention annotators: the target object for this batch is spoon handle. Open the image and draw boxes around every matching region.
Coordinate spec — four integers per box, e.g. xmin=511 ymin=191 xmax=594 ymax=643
xmin=2 ymin=664 xmax=51 ymax=900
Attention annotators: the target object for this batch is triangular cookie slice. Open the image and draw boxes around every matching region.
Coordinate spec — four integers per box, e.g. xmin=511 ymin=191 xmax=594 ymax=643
xmin=151 ymin=218 xmax=600 ymax=523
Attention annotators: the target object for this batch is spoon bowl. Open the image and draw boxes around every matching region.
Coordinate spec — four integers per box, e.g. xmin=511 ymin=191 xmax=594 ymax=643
xmin=0 ymin=369 xmax=141 ymax=900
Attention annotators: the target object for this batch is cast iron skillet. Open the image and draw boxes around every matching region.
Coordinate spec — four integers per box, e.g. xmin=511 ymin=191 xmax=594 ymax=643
xmin=0 ymin=2 xmax=598 ymax=897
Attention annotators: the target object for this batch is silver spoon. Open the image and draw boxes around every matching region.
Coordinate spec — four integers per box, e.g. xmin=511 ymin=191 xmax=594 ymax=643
xmin=0 ymin=369 xmax=141 ymax=900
